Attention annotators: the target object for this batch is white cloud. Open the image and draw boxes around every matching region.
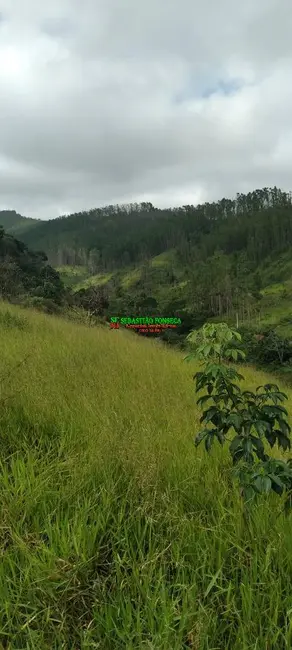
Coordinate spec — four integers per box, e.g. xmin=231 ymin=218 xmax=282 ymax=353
xmin=0 ymin=0 xmax=292 ymax=219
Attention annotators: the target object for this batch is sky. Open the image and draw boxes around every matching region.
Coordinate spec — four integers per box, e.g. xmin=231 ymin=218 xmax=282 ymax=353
xmin=0 ymin=0 xmax=292 ymax=220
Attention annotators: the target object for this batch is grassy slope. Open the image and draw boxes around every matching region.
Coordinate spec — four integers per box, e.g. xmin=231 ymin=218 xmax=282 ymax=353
xmin=58 ymin=251 xmax=183 ymax=292
xmin=74 ymin=272 xmax=114 ymax=291
xmin=56 ymin=265 xmax=91 ymax=289
xmin=1 ymin=302 xmax=292 ymax=648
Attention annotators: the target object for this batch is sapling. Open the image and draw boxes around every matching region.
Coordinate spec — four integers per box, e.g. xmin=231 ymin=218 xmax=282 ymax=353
xmin=184 ymin=323 xmax=292 ymax=511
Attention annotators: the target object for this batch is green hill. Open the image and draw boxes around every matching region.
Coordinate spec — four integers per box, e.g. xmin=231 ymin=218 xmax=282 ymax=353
xmin=1 ymin=300 xmax=292 ymax=648
xmin=4 ymin=186 xmax=292 ymax=376
xmin=0 ymin=209 xmax=39 ymax=236
xmin=0 ymin=224 xmax=66 ymax=311
xmin=19 ymin=188 xmax=292 ymax=276
xmin=19 ymin=187 xmax=292 ymax=340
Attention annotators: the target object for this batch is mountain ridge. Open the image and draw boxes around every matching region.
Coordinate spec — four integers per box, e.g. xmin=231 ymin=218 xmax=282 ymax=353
xmin=0 ymin=210 xmax=39 ymax=237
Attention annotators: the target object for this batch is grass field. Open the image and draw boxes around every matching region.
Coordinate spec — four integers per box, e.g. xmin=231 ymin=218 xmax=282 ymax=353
xmin=55 ymin=266 xmax=90 ymax=290
xmin=1 ymin=301 xmax=292 ymax=649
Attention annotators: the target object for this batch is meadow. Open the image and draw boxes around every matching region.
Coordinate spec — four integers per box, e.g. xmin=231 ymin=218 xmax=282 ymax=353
xmin=1 ymin=301 xmax=292 ymax=649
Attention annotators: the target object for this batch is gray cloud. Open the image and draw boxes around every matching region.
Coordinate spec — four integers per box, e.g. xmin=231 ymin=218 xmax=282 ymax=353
xmin=0 ymin=0 xmax=292 ymax=219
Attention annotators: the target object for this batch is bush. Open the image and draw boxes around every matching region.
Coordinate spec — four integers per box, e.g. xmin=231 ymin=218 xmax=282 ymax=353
xmin=240 ymin=325 xmax=292 ymax=368
xmin=185 ymin=323 xmax=292 ymax=511
xmin=24 ymin=296 xmax=62 ymax=314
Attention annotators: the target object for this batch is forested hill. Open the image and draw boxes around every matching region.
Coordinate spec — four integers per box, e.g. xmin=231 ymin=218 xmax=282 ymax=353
xmin=0 ymin=225 xmax=66 ymax=310
xmin=2 ymin=187 xmax=292 ymax=372
xmin=18 ymin=187 xmax=292 ymax=273
xmin=0 ymin=210 xmax=39 ymax=236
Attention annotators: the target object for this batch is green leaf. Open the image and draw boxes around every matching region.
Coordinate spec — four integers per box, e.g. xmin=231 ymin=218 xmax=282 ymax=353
xmin=254 ymin=420 xmax=271 ymax=436
xmin=205 ymin=433 xmax=214 ymax=452
xmin=244 ymin=452 xmax=254 ymax=465
xmin=242 ymin=485 xmax=255 ymax=502
xmin=250 ymin=435 xmax=264 ymax=455
xmin=227 ymin=413 xmax=243 ymax=432
xmin=204 ymin=568 xmax=222 ymax=598
xmin=197 ymin=395 xmax=212 ymax=407
xmin=229 ymin=436 xmax=243 ymax=454
xmin=269 ymin=473 xmax=285 ymax=489
xmin=254 ymin=475 xmax=272 ymax=494
xmin=232 ymin=448 xmax=245 ymax=465
xmin=201 ymin=406 xmax=218 ymax=420
xmin=215 ymin=430 xmax=226 ymax=445
xmin=263 ymin=383 xmax=282 ymax=392
xmin=271 ymin=481 xmax=283 ymax=496
xmin=265 ymin=430 xmax=277 ymax=448
xmin=242 ymin=391 xmax=256 ymax=399
xmin=184 ymin=354 xmax=195 ymax=363
xmin=278 ymin=419 xmax=291 ymax=436
xmin=203 ymin=344 xmax=212 ymax=357
xmin=262 ymin=405 xmax=288 ymax=417
xmin=279 ymin=391 xmax=288 ymax=400
xmin=194 ymin=429 xmax=208 ymax=447
xmin=275 ymin=430 xmax=291 ymax=452
xmin=275 ymin=405 xmax=289 ymax=415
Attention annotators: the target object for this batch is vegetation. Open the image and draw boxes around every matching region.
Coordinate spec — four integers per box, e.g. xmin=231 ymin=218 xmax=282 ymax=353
xmin=0 ymin=225 xmax=67 ymax=312
xmin=55 ymin=265 xmax=89 ymax=289
xmin=18 ymin=188 xmax=292 ymax=277
xmin=0 ymin=209 xmax=38 ymax=236
xmin=3 ymin=186 xmax=292 ymax=373
xmin=1 ymin=186 xmax=292 ymax=645
xmin=1 ymin=301 xmax=292 ymax=648
xmin=186 ymin=323 xmax=292 ymax=509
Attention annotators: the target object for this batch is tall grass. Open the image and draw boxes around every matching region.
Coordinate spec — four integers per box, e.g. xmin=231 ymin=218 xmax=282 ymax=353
xmin=1 ymin=301 xmax=292 ymax=649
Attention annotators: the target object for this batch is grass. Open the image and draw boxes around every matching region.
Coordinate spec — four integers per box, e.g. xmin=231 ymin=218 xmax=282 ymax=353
xmin=150 ymin=250 xmax=178 ymax=268
xmin=74 ymin=273 xmax=114 ymax=292
xmin=56 ymin=266 xmax=90 ymax=290
xmin=56 ymin=266 xmax=88 ymax=277
xmin=255 ymin=279 xmax=292 ymax=337
xmin=1 ymin=301 xmax=292 ymax=648
xmin=260 ymin=250 xmax=292 ymax=285
xmin=120 ymin=268 xmax=142 ymax=289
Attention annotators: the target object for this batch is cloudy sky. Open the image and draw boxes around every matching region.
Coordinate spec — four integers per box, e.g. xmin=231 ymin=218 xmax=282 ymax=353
xmin=0 ymin=0 xmax=292 ymax=220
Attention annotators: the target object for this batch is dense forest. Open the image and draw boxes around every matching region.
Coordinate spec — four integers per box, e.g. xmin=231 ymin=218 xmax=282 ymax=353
xmin=9 ymin=185 xmax=292 ymax=322
xmin=0 ymin=225 xmax=66 ymax=311
xmin=18 ymin=187 xmax=292 ymax=273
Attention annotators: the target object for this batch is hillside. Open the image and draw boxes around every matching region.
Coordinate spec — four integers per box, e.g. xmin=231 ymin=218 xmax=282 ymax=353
xmin=0 ymin=224 xmax=67 ymax=311
xmin=19 ymin=188 xmax=292 ymax=274
xmin=3 ymin=187 xmax=292 ymax=373
xmin=0 ymin=209 xmax=39 ymax=236
xmin=1 ymin=300 xmax=292 ymax=648
xmin=19 ymin=187 xmax=292 ymax=341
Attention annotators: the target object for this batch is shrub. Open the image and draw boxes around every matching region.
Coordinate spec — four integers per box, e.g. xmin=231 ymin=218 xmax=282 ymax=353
xmin=185 ymin=323 xmax=292 ymax=511
xmin=240 ymin=325 xmax=292 ymax=368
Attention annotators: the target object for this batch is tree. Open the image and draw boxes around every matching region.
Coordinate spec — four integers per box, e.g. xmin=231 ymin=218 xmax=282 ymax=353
xmin=185 ymin=323 xmax=292 ymax=512
xmin=74 ymin=285 xmax=109 ymax=318
xmin=88 ymin=249 xmax=101 ymax=274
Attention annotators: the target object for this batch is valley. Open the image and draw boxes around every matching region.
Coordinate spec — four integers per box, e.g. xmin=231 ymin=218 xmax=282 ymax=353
xmin=1 ymin=187 xmax=292 ymax=647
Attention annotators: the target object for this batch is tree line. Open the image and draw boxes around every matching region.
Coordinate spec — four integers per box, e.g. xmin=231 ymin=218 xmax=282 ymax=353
xmin=19 ymin=187 xmax=292 ymax=274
